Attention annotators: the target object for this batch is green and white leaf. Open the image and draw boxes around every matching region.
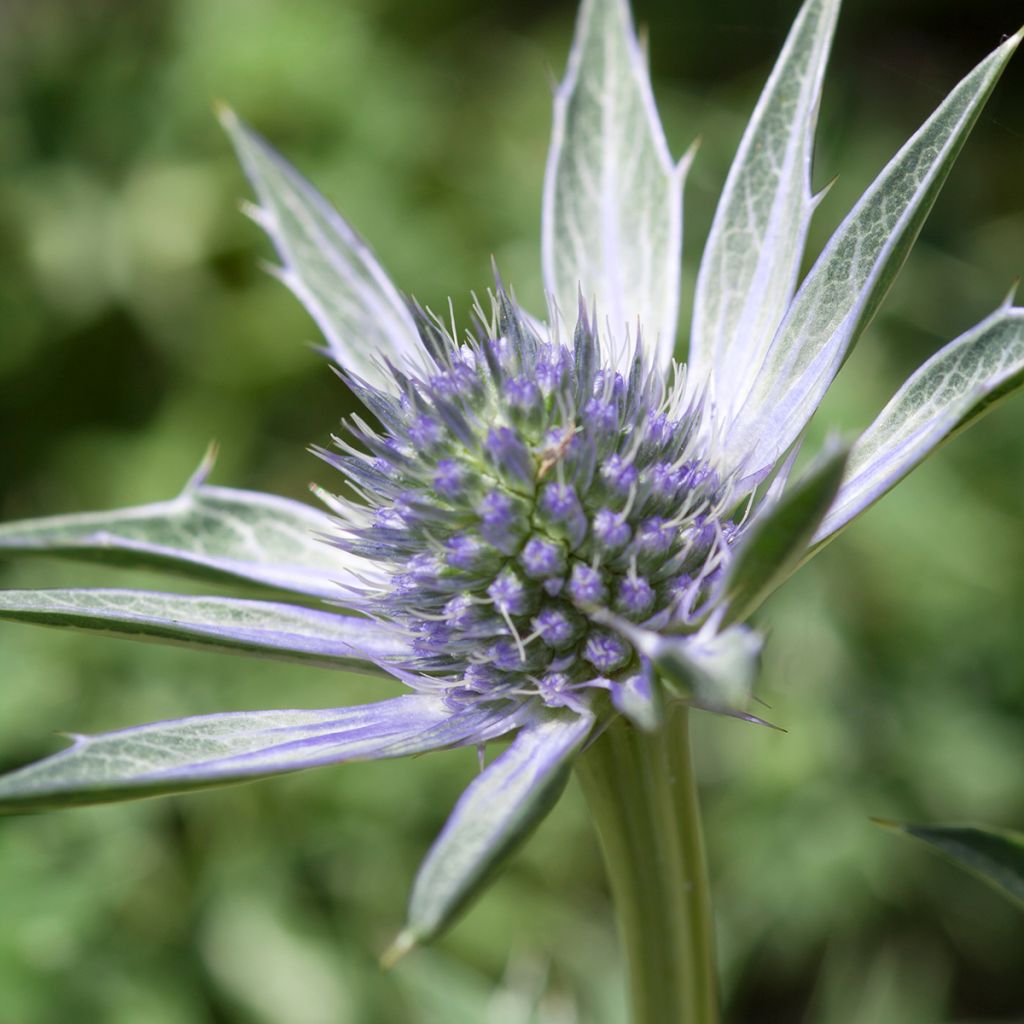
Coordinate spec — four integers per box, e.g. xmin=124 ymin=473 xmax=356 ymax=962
xmin=727 ymin=29 xmax=1022 ymax=479
xmin=724 ymin=441 xmax=849 ymax=623
xmin=0 ymin=695 xmax=469 ymax=813
xmin=0 ymin=465 xmax=374 ymax=599
xmin=388 ymin=711 xmax=593 ymax=959
xmin=543 ymin=0 xmax=690 ymax=373
xmin=879 ymin=820 xmax=1024 ymax=908
xmin=220 ymin=107 xmax=427 ymax=393
xmin=816 ymin=303 xmax=1024 ymax=542
xmin=691 ymin=0 xmax=840 ymax=413
xmin=0 ymin=589 xmax=407 ymax=668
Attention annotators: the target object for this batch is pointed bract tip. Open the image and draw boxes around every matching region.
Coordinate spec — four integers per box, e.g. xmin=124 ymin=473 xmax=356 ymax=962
xmin=183 ymin=442 xmax=219 ymax=493
xmin=676 ymin=135 xmax=702 ymax=177
xmin=812 ymin=174 xmax=840 ymax=208
xmin=869 ymin=817 xmax=902 ymax=832
xmin=380 ymin=930 xmax=417 ymax=970
xmin=212 ymin=99 xmax=238 ymax=130
xmin=1002 ymin=279 xmax=1020 ymax=309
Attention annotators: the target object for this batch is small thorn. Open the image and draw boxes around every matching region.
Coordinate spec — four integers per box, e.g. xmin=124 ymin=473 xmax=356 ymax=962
xmin=213 ymin=99 xmax=237 ymax=129
xmin=183 ymin=442 xmax=219 ymax=493
xmin=812 ymin=174 xmax=839 ymax=208
xmin=740 ymin=712 xmax=787 ymax=732
xmin=676 ymin=136 xmax=701 ymax=178
xmin=869 ymin=817 xmax=901 ymax=831
xmin=380 ymin=930 xmax=417 ymax=970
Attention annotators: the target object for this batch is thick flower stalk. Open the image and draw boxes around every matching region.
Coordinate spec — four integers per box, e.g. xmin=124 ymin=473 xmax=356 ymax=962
xmin=0 ymin=0 xmax=1021 ymax=1020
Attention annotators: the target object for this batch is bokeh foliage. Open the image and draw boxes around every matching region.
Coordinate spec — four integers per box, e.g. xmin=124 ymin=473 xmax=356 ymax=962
xmin=1 ymin=0 xmax=1022 ymax=1020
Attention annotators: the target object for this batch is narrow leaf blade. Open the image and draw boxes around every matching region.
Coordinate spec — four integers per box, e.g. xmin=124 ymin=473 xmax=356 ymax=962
xmin=724 ymin=442 xmax=850 ymax=623
xmin=543 ymin=0 xmax=686 ymax=372
xmin=220 ymin=107 xmax=426 ymax=393
xmin=727 ymin=30 xmax=1022 ymax=479
xmin=0 ymin=696 xmax=522 ymax=813
xmin=691 ymin=0 xmax=840 ymax=412
xmin=393 ymin=711 xmax=593 ymax=953
xmin=879 ymin=821 xmax=1024 ymax=908
xmin=0 ymin=474 xmax=375 ymax=600
xmin=0 ymin=588 xmax=408 ymax=668
xmin=816 ymin=304 xmax=1024 ymax=542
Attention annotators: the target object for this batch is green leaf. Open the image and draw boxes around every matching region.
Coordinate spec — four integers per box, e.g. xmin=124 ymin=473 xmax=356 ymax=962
xmin=0 ymin=588 xmax=407 ymax=668
xmin=542 ymin=0 xmax=691 ymax=373
xmin=723 ymin=442 xmax=849 ymax=623
xmin=0 ymin=461 xmax=371 ymax=599
xmin=0 ymin=695 xmax=495 ymax=814
xmin=815 ymin=303 xmax=1024 ymax=543
xmin=727 ymin=28 xmax=1022 ymax=479
xmin=691 ymin=0 xmax=840 ymax=412
xmin=878 ymin=821 xmax=1024 ymax=908
xmin=386 ymin=711 xmax=593 ymax=960
xmin=219 ymin=106 xmax=427 ymax=393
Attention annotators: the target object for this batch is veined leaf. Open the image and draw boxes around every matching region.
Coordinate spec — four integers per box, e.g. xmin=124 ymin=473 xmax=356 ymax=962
xmin=0 ymin=470 xmax=376 ymax=600
xmin=0 ymin=696 xmax=523 ymax=813
xmin=543 ymin=0 xmax=690 ymax=374
xmin=387 ymin=710 xmax=593 ymax=960
xmin=815 ymin=303 xmax=1024 ymax=543
xmin=878 ymin=820 xmax=1024 ymax=908
xmin=0 ymin=588 xmax=408 ymax=668
xmin=727 ymin=29 xmax=1022 ymax=480
xmin=691 ymin=0 xmax=840 ymax=416
xmin=723 ymin=442 xmax=849 ymax=623
xmin=220 ymin=107 xmax=427 ymax=393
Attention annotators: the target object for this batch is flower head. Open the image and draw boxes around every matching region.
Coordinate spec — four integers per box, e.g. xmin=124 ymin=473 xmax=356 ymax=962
xmin=0 ymin=0 xmax=1021 ymax=955
xmin=322 ymin=293 xmax=734 ymax=719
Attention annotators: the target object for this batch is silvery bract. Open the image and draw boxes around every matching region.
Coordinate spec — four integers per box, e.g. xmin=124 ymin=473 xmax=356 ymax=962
xmin=0 ymin=0 xmax=1021 ymax=953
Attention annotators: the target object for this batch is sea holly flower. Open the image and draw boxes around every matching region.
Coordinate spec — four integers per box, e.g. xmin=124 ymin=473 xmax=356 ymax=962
xmin=0 ymin=0 xmax=1021 ymax=1001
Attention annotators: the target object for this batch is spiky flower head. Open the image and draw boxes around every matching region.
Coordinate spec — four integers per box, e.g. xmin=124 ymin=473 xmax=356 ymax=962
xmin=320 ymin=293 xmax=738 ymax=721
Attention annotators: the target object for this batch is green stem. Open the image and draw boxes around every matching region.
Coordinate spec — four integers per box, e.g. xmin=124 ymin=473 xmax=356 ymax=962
xmin=575 ymin=707 xmax=718 ymax=1024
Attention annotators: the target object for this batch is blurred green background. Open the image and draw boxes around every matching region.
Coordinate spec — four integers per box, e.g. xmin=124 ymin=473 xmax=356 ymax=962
xmin=1 ymin=0 xmax=1022 ymax=1021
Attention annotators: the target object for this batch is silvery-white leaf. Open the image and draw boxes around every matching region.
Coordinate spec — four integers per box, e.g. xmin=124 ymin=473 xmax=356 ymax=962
xmin=690 ymin=0 xmax=840 ymax=417
xmin=815 ymin=303 xmax=1024 ymax=543
xmin=543 ymin=0 xmax=690 ymax=373
xmin=387 ymin=710 xmax=593 ymax=959
xmin=0 ymin=588 xmax=409 ymax=668
xmin=220 ymin=107 xmax=427 ymax=393
xmin=0 ymin=461 xmax=374 ymax=599
xmin=0 ymin=695 xmax=523 ymax=813
xmin=725 ymin=29 xmax=1022 ymax=481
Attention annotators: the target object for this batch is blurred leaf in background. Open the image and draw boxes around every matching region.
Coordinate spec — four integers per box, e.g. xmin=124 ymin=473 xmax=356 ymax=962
xmin=1 ymin=0 xmax=1022 ymax=1021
